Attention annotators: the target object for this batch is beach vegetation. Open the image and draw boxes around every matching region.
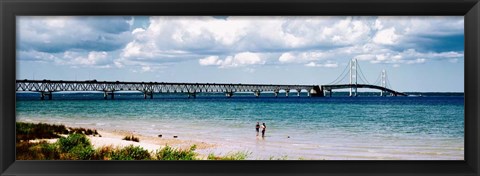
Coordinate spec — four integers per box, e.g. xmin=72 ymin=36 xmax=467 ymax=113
xmin=16 ymin=141 xmax=60 ymax=160
xmin=16 ymin=122 xmax=99 ymax=142
xmin=155 ymin=145 xmax=197 ymax=160
xmin=268 ymin=155 xmax=288 ymax=160
xmin=109 ymin=145 xmax=151 ymax=160
xmin=207 ymin=151 xmax=250 ymax=160
xmin=15 ymin=122 xmax=249 ymax=160
xmin=16 ymin=122 xmax=68 ymax=141
xmin=122 ymin=135 xmax=140 ymax=142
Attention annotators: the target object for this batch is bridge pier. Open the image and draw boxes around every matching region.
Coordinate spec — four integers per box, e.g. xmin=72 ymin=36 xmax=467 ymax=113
xmin=40 ymin=91 xmax=53 ymax=100
xmin=188 ymin=92 xmax=196 ymax=99
xmin=296 ymin=89 xmax=301 ymax=97
xmin=144 ymin=91 xmax=153 ymax=99
xmin=225 ymin=92 xmax=234 ymax=98
xmin=285 ymin=90 xmax=289 ymax=97
xmin=274 ymin=90 xmax=279 ymax=98
xmin=104 ymin=91 xmax=115 ymax=100
xmin=325 ymin=90 xmax=332 ymax=97
xmin=254 ymin=90 xmax=261 ymax=98
xmin=309 ymin=86 xmax=324 ymax=97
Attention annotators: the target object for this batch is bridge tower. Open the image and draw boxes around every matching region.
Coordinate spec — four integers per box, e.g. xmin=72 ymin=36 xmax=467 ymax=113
xmin=380 ymin=69 xmax=386 ymax=96
xmin=349 ymin=58 xmax=358 ymax=97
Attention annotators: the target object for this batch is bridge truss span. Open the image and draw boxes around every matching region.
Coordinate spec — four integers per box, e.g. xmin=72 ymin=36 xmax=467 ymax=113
xmin=16 ymin=80 xmax=319 ymax=99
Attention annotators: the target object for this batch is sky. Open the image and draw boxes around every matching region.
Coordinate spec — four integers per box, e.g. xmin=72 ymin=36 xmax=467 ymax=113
xmin=16 ymin=16 xmax=464 ymax=92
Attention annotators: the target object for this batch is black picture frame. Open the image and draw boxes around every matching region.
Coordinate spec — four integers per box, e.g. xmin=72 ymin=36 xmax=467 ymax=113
xmin=1 ymin=0 xmax=479 ymax=175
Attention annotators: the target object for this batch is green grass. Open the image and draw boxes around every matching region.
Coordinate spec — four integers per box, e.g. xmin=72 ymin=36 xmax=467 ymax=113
xmin=155 ymin=145 xmax=197 ymax=160
xmin=207 ymin=151 xmax=251 ymax=160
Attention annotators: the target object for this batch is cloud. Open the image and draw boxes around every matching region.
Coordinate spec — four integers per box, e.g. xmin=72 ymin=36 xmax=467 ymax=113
xmin=198 ymin=56 xmax=221 ymax=66
xmin=17 ymin=16 xmax=464 ymax=72
xmin=373 ymin=28 xmax=400 ymax=45
xmin=199 ymin=52 xmax=266 ymax=68
xmin=278 ymin=51 xmax=324 ymax=63
xmin=305 ymin=61 xmax=338 ymax=68
xmin=18 ymin=16 xmax=133 ymax=53
xmin=364 ymin=49 xmax=463 ymax=65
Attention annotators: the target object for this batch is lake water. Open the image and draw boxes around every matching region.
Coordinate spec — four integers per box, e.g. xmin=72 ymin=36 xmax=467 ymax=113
xmin=16 ymin=92 xmax=464 ymax=160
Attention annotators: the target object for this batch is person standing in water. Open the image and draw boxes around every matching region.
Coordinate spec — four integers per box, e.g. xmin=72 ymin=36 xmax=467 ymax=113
xmin=255 ymin=122 xmax=260 ymax=136
xmin=261 ymin=123 xmax=266 ymax=138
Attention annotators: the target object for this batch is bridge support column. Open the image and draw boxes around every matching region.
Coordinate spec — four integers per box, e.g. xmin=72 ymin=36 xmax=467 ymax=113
xmin=225 ymin=92 xmax=234 ymax=98
xmin=285 ymin=90 xmax=289 ymax=97
xmin=274 ymin=90 xmax=279 ymax=98
xmin=349 ymin=87 xmax=358 ymax=97
xmin=104 ymin=91 xmax=114 ymax=100
xmin=296 ymin=89 xmax=301 ymax=97
xmin=309 ymin=86 xmax=324 ymax=97
xmin=40 ymin=91 xmax=53 ymax=100
xmin=328 ymin=90 xmax=332 ymax=97
xmin=144 ymin=91 xmax=153 ymax=99
xmin=188 ymin=92 xmax=196 ymax=99
xmin=254 ymin=90 xmax=260 ymax=98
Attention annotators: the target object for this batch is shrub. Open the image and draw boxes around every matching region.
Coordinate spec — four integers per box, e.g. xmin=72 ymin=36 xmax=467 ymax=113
xmin=16 ymin=122 xmax=68 ymax=141
xmin=57 ymin=133 xmax=91 ymax=153
xmin=155 ymin=145 xmax=197 ymax=160
xmin=110 ymin=145 xmax=151 ymax=160
xmin=68 ymin=127 xmax=98 ymax=135
xmin=66 ymin=145 xmax=96 ymax=160
xmin=91 ymin=146 xmax=115 ymax=160
xmin=16 ymin=122 xmax=99 ymax=142
xmin=16 ymin=141 xmax=60 ymax=160
xmin=122 ymin=135 xmax=140 ymax=142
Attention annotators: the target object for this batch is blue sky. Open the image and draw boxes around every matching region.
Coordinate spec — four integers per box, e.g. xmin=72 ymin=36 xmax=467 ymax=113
xmin=16 ymin=16 xmax=464 ymax=92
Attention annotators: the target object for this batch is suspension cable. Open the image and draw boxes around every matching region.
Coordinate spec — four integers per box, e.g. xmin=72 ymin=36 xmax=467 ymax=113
xmin=373 ymin=72 xmax=382 ymax=86
xmin=356 ymin=62 xmax=370 ymax=84
xmin=334 ymin=69 xmax=350 ymax=85
xmin=385 ymin=72 xmax=394 ymax=89
xmin=327 ymin=62 xmax=350 ymax=85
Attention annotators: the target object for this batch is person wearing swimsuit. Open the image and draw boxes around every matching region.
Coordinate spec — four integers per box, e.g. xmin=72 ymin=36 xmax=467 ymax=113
xmin=261 ymin=123 xmax=266 ymax=138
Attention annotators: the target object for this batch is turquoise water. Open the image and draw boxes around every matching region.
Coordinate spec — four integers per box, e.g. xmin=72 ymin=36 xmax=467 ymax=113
xmin=16 ymin=92 xmax=464 ymax=160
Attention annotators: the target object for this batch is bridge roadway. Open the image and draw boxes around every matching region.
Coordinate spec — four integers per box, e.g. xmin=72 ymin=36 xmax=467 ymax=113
xmin=16 ymin=79 xmax=319 ymax=99
xmin=16 ymin=80 xmax=407 ymax=100
xmin=322 ymin=84 xmax=408 ymax=96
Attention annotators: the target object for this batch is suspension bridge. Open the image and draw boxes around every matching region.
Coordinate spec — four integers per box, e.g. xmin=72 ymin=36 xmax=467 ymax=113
xmin=16 ymin=59 xmax=407 ymax=100
xmin=322 ymin=58 xmax=407 ymax=97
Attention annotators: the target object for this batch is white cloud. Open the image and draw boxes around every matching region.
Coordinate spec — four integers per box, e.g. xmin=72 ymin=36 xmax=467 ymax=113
xmin=365 ymin=49 xmax=463 ymax=65
xmin=17 ymin=16 xmax=464 ymax=72
xmin=305 ymin=62 xmax=338 ymax=68
xmin=199 ymin=56 xmax=220 ymax=66
xmin=198 ymin=52 xmax=266 ymax=68
xmin=373 ymin=28 xmax=400 ymax=45
xmin=278 ymin=51 xmax=324 ymax=63
xmin=405 ymin=58 xmax=426 ymax=64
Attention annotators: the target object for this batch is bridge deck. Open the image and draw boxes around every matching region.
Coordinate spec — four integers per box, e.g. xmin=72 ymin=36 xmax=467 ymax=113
xmin=16 ymin=79 xmax=316 ymax=94
xmin=322 ymin=84 xmax=407 ymax=96
xmin=16 ymin=80 xmax=407 ymax=99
